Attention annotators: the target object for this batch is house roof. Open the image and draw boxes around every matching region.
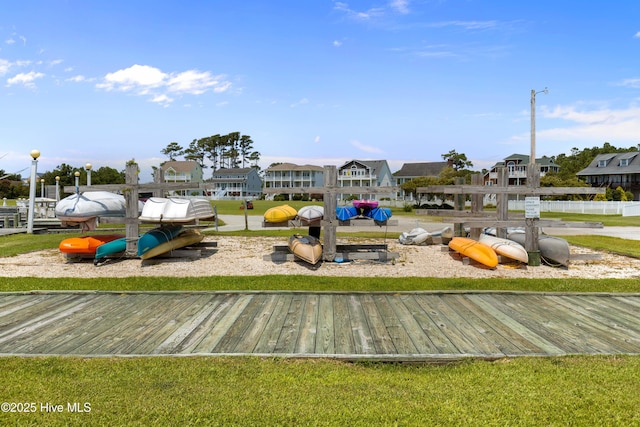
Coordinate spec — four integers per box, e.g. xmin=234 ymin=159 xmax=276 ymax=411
xmin=577 ymin=151 xmax=640 ymax=176
xmin=265 ymin=163 xmax=324 ymax=172
xmin=489 ymin=154 xmax=558 ymax=169
xmin=393 ymin=162 xmax=449 ymax=177
xmin=161 ymin=161 xmax=200 ymax=173
xmin=211 ymin=167 xmax=255 ymax=177
xmin=339 ymin=159 xmax=389 ymax=175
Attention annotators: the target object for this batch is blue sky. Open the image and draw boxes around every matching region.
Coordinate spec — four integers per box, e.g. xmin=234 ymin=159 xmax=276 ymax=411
xmin=2 ymin=0 xmax=640 ymax=183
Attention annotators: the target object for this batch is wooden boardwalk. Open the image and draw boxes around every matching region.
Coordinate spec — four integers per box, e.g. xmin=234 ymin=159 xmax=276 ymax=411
xmin=1 ymin=291 xmax=640 ymax=361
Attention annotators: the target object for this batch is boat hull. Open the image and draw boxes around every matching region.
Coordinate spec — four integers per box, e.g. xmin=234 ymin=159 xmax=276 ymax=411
xmin=507 ymin=233 xmax=570 ymax=267
xmin=336 ymin=206 xmax=359 ymax=221
xmin=59 ymin=234 xmax=124 ymax=258
xmin=366 ymin=207 xmax=392 ymax=223
xmin=297 ymin=205 xmax=324 ymax=224
xmin=288 ymin=234 xmax=322 ymax=265
xmin=94 ymin=237 xmax=127 ymax=263
xmin=448 ymin=237 xmax=499 ymax=268
xmin=264 ymin=205 xmax=297 ymax=223
xmin=479 ymin=234 xmax=529 ymax=263
xmin=137 ymin=225 xmax=184 ymax=258
xmin=352 ymin=200 xmax=379 ymax=210
xmin=140 ymin=229 xmax=204 ymax=260
xmin=139 ymin=197 xmax=214 ymax=223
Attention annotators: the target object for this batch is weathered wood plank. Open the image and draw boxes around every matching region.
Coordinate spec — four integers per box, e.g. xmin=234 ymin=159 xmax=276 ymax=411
xmin=315 ymin=294 xmax=335 ymax=354
xmin=386 ymin=295 xmax=437 ymax=354
xmin=190 ymin=294 xmax=253 ymax=353
xmin=398 ymin=295 xmax=457 ymax=354
xmin=333 ymin=294 xmax=356 ymax=354
xmin=274 ymin=294 xmax=306 ymax=353
xmin=296 ymin=294 xmax=319 ymax=354
xmin=253 ymin=294 xmax=292 ymax=354
xmin=347 ymin=295 xmax=375 ymax=354
xmin=359 ymin=294 xmax=397 ymax=354
xmin=466 ymin=294 xmax=565 ymax=355
xmin=373 ymin=295 xmax=417 ymax=354
xmin=212 ymin=294 xmax=271 ymax=353
xmin=233 ymin=294 xmax=281 ymax=354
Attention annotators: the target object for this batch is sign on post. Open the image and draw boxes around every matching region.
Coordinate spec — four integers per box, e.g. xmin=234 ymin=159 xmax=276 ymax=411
xmin=525 ymin=196 xmax=540 ymax=219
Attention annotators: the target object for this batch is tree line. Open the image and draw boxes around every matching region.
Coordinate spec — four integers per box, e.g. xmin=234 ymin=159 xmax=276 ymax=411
xmin=160 ymin=132 xmax=261 ymax=172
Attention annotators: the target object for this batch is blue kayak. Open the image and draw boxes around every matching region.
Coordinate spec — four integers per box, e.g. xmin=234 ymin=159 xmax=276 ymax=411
xmin=366 ymin=207 xmax=392 ymax=222
xmin=94 ymin=237 xmax=127 ymax=264
xmin=336 ymin=206 xmax=359 ymax=221
xmin=137 ymin=225 xmax=184 ymax=258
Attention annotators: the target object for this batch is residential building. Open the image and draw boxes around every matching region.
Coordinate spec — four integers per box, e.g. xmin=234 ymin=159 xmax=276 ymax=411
xmin=263 ymin=163 xmax=324 ymax=199
xmin=393 ymin=161 xmax=450 ymax=199
xmin=160 ymin=161 xmax=204 ymax=196
xmin=337 ymin=159 xmax=395 ymax=200
xmin=484 ymin=154 xmax=560 ymax=186
xmin=577 ymin=151 xmax=640 ymax=200
xmin=209 ymin=167 xmax=262 ymax=199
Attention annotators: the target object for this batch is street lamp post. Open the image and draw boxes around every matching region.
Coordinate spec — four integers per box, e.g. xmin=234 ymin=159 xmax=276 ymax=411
xmin=40 ymin=178 xmax=45 ymax=199
xmin=55 ymin=176 xmax=60 ymax=202
xmin=86 ymin=163 xmax=92 ymax=186
xmin=530 ymin=87 xmax=548 ymax=166
xmin=74 ymin=171 xmax=81 ymax=194
xmin=26 ymin=149 xmax=40 ymax=234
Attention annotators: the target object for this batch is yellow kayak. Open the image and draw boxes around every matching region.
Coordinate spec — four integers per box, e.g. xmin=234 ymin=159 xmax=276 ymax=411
xmin=448 ymin=237 xmax=499 ymax=268
xmin=264 ymin=204 xmax=297 ymax=223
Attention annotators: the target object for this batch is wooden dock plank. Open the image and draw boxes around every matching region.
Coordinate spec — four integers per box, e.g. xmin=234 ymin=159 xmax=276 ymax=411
xmin=176 ymin=294 xmax=240 ymax=354
xmin=274 ymin=294 xmax=307 ymax=354
xmin=190 ymin=294 xmax=253 ymax=353
xmin=315 ymin=294 xmax=335 ymax=354
xmin=386 ymin=295 xmax=437 ymax=354
xmin=347 ymin=295 xmax=376 ymax=354
xmin=464 ymin=294 xmax=565 ymax=356
xmin=398 ymin=295 xmax=458 ymax=354
xmin=213 ymin=294 xmax=271 ymax=353
xmin=233 ymin=294 xmax=281 ymax=354
xmin=333 ymin=294 xmax=356 ymax=354
xmin=296 ymin=294 xmax=319 ymax=354
xmin=252 ymin=294 xmax=292 ymax=354
xmin=373 ymin=295 xmax=417 ymax=354
xmin=359 ymin=294 xmax=397 ymax=354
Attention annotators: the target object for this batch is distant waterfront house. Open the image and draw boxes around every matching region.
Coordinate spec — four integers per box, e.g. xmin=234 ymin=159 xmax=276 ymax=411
xmin=393 ymin=161 xmax=450 ymax=199
xmin=484 ymin=154 xmax=560 ymax=186
xmin=577 ymin=151 xmax=640 ymax=200
xmin=262 ymin=163 xmax=324 ymax=200
xmin=209 ymin=167 xmax=262 ymax=199
xmin=337 ymin=159 xmax=395 ymax=200
xmin=160 ymin=161 xmax=204 ymax=195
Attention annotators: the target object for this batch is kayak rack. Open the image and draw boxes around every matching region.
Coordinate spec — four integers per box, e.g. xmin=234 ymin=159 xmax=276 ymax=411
xmin=265 ymin=243 xmax=399 ymax=263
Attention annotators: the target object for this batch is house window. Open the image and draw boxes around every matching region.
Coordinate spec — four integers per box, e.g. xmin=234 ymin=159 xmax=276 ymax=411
xmin=620 ymin=159 xmax=630 ymax=167
xmin=598 ymin=159 xmax=609 ymax=167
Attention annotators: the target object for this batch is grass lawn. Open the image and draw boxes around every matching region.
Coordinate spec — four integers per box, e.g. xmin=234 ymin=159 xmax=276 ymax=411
xmin=2 ymin=212 xmax=640 ymax=425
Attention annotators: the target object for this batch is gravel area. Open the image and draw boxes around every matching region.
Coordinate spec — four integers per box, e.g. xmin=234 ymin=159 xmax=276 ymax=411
xmin=1 ymin=235 xmax=639 ymax=279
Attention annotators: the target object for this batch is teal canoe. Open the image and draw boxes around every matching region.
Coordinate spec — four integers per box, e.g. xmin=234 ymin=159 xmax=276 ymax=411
xmin=137 ymin=225 xmax=184 ymax=258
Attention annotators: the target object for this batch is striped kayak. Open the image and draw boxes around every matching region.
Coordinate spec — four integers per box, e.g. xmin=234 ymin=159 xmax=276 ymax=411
xmin=137 ymin=225 xmax=184 ymax=258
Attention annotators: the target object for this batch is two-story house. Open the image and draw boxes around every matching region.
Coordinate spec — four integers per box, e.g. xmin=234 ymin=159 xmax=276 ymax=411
xmin=160 ymin=160 xmax=204 ymax=196
xmin=484 ymin=154 xmax=560 ymax=186
xmin=209 ymin=167 xmax=262 ymax=199
xmin=263 ymin=163 xmax=324 ymax=199
xmin=577 ymin=151 xmax=640 ymax=200
xmin=393 ymin=161 xmax=450 ymax=200
xmin=337 ymin=160 xmax=395 ymax=200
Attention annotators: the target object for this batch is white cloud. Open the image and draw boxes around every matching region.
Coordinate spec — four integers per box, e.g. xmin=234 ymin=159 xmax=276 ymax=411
xmin=619 ymin=78 xmax=640 ymax=88
xmin=333 ymin=40 xmax=342 ymax=47
xmin=96 ymin=64 xmax=231 ymax=105
xmin=0 ymin=59 xmax=10 ymax=76
xmin=634 ymin=31 xmax=640 ymax=38
xmin=333 ymin=2 xmax=384 ymax=21
xmin=314 ymin=136 xmax=321 ymax=143
xmin=351 ymin=140 xmax=383 ymax=154
xmin=6 ymin=71 xmax=45 ymax=88
xmin=290 ymin=98 xmax=309 ymax=108
xmin=390 ymin=0 xmax=410 ymax=15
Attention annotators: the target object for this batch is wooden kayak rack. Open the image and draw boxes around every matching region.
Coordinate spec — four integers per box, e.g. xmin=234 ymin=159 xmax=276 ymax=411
xmin=263 ymin=165 xmax=400 ymax=263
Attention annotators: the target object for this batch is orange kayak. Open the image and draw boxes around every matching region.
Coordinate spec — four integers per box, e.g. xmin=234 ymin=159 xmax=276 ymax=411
xmin=59 ymin=234 xmax=125 ymax=257
xmin=448 ymin=237 xmax=499 ymax=268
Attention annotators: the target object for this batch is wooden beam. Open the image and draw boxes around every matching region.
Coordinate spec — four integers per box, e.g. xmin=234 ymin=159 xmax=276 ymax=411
xmin=262 ymin=186 xmax=399 ymax=195
xmin=63 ymin=182 xmax=202 ymax=193
xmin=416 ymin=185 xmax=605 ymax=195
xmin=455 ymin=220 xmax=603 ymax=229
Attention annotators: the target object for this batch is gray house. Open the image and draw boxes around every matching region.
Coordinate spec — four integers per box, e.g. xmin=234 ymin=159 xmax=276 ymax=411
xmin=577 ymin=151 xmax=640 ymax=200
xmin=337 ymin=159 xmax=395 ymax=200
xmin=209 ymin=167 xmax=262 ymax=199
xmin=393 ymin=161 xmax=450 ymax=199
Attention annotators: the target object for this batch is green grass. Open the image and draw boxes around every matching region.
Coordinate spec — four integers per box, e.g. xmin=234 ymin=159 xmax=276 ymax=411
xmin=1 ymin=356 xmax=639 ymax=426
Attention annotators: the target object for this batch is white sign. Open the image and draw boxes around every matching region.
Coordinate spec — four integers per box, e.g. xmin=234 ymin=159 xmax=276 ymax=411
xmin=525 ymin=196 xmax=540 ymax=219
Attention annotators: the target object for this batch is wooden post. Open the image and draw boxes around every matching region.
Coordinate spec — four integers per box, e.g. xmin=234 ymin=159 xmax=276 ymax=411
xmin=322 ymin=166 xmax=338 ymax=261
xmin=453 ymin=177 xmax=465 ymax=237
xmin=124 ymin=163 xmax=140 ymax=256
xmin=496 ymin=167 xmax=508 ymax=238
xmin=153 ymin=168 xmax=164 ymax=198
xmin=525 ymin=165 xmax=541 ymax=266
xmin=469 ymin=174 xmax=484 ymax=240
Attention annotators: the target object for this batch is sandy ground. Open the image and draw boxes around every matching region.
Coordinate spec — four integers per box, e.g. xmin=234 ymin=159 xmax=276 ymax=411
xmin=2 ymin=235 xmax=640 ymax=279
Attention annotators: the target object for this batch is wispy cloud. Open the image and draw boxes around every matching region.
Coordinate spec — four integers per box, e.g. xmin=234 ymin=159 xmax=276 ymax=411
xmin=333 ymin=2 xmax=385 ymax=21
xmin=96 ymin=64 xmax=231 ymax=106
xmin=290 ymin=97 xmax=309 ymax=108
xmin=390 ymin=0 xmax=410 ymax=15
xmin=426 ymin=20 xmax=500 ymax=31
xmin=351 ymin=140 xmax=383 ymax=154
xmin=618 ymin=78 xmax=640 ymax=88
xmin=6 ymin=71 xmax=45 ymax=89
xmin=634 ymin=31 xmax=640 ymax=38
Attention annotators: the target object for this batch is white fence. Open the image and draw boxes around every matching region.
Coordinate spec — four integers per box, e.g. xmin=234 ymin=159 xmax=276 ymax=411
xmin=508 ymin=200 xmax=640 ymax=216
